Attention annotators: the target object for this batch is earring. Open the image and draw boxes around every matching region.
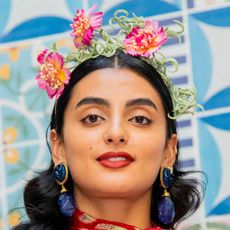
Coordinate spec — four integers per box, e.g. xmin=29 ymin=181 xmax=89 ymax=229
xmin=54 ymin=162 xmax=75 ymax=216
xmin=157 ymin=166 xmax=175 ymax=225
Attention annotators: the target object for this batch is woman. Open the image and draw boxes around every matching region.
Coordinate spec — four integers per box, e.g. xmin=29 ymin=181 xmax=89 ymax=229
xmin=13 ymin=5 xmax=204 ymax=230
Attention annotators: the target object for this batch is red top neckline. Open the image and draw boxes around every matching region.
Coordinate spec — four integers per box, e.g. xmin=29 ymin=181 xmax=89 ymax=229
xmin=69 ymin=208 xmax=162 ymax=230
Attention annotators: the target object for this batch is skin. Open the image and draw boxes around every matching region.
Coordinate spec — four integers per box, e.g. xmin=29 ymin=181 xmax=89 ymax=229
xmin=51 ymin=68 xmax=177 ymax=228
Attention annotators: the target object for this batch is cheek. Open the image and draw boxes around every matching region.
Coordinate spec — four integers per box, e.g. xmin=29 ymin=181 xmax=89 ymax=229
xmin=64 ymin=142 xmax=94 ymax=188
xmin=63 ymin=122 xmax=99 ymax=156
xmin=133 ymin=126 xmax=166 ymax=159
xmin=62 ymin=125 xmax=100 ymax=183
xmin=133 ymin=129 xmax=166 ymax=181
xmin=140 ymin=145 xmax=164 ymax=179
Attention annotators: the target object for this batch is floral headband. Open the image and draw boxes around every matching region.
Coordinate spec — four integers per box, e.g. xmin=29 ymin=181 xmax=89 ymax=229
xmin=36 ymin=4 xmax=201 ymax=119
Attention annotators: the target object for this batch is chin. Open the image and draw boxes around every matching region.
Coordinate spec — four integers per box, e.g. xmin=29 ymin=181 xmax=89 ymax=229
xmin=90 ymin=180 xmax=150 ymax=198
xmin=93 ymin=187 xmax=141 ymax=198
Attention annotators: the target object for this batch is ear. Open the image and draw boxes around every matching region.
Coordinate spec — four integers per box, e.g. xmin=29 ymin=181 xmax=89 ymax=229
xmin=161 ymin=134 xmax=178 ymax=168
xmin=50 ymin=129 xmax=67 ymax=165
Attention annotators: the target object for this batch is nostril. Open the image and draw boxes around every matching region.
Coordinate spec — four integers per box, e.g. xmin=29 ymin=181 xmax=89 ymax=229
xmin=105 ymin=137 xmax=127 ymax=144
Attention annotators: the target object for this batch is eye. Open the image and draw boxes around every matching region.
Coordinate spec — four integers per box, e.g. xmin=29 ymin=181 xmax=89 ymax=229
xmin=81 ymin=114 xmax=105 ymax=124
xmin=129 ymin=116 xmax=152 ymax=125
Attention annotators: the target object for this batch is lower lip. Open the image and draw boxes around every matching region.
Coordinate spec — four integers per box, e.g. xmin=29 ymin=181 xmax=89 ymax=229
xmin=98 ymin=159 xmax=132 ymax=168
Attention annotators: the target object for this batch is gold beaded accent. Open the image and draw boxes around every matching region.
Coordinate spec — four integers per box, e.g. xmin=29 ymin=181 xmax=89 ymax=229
xmin=162 ymin=189 xmax=170 ymax=197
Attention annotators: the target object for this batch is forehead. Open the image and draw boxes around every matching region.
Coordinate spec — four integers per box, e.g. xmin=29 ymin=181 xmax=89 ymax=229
xmin=69 ymin=68 xmax=164 ymax=109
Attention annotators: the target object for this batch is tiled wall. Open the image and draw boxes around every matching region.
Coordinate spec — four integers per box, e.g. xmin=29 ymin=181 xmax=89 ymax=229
xmin=0 ymin=0 xmax=230 ymax=229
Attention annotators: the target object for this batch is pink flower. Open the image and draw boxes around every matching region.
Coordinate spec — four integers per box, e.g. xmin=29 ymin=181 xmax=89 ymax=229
xmin=70 ymin=4 xmax=103 ymax=48
xmin=123 ymin=20 xmax=168 ymax=57
xmin=36 ymin=49 xmax=71 ymax=99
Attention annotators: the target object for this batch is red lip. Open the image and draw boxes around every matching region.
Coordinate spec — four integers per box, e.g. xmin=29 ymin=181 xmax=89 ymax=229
xmin=97 ymin=152 xmax=134 ymax=169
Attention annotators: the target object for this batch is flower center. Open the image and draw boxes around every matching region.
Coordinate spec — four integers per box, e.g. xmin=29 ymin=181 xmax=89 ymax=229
xmin=132 ymin=28 xmax=156 ymax=51
xmin=40 ymin=63 xmax=62 ymax=89
xmin=72 ymin=11 xmax=90 ymax=37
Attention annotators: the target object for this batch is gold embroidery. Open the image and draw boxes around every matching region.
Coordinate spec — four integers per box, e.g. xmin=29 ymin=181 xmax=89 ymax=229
xmin=95 ymin=223 xmax=127 ymax=230
xmin=79 ymin=213 xmax=96 ymax=224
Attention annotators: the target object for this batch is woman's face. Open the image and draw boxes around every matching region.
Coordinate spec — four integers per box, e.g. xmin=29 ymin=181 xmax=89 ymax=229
xmin=52 ymin=67 xmax=177 ymax=199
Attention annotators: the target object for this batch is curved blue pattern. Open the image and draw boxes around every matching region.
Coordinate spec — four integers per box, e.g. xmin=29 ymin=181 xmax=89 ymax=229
xmin=201 ymin=112 xmax=230 ymax=131
xmin=0 ymin=0 xmax=11 ymax=34
xmin=103 ymin=0 xmax=179 ymax=24
xmin=209 ymin=196 xmax=230 ymax=215
xmin=0 ymin=17 xmax=71 ymax=43
xmin=198 ymin=120 xmax=221 ymax=214
xmin=203 ymin=87 xmax=230 ymax=110
xmin=189 ymin=16 xmax=212 ymax=103
xmin=191 ymin=7 xmax=230 ymax=27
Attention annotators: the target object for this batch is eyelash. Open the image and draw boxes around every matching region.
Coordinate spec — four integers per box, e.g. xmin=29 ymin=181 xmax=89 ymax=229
xmin=80 ymin=114 xmax=152 ymax=125
xmin=128 ymin=116 xmax=152 ymax=125
xmin=80 ymin=114 xmax=105 ymax=124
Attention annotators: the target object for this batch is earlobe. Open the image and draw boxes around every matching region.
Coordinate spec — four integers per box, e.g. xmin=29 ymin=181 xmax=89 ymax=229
xmin=161 ymin=134 xmax=178 ymax=168
xmin=50 ymin=129 xmax=66 ymax=165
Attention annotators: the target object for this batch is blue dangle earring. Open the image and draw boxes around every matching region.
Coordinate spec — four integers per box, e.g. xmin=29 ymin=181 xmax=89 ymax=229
xmin=157 ymin=166 xmax=175 ymax=225
xmin=54 ymin=162 xmax=75 ymax=216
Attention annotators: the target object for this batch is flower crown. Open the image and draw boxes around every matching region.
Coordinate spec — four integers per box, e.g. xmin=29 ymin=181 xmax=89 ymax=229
xmin=36 ymin=4 xmax=201 ymax=119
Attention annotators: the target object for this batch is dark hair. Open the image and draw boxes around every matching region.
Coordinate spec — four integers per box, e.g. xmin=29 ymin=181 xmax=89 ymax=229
xmin=13 ymin=52 xmax=205 ymax=230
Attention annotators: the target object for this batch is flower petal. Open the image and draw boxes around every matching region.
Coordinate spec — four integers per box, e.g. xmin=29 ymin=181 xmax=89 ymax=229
xmin=71 ymin=4 xmax=103 ymax=48
xmin=36 ymin=75 xmax=47 ymax=89
xmin=74 ymin=36 xmax=85 ymax=48
xmin=82 ymin=27 xmax=93 ymax=46
xmin=145 ymin=20 xmax=152 ymax=27
xmin=51 ymin=53 xmax=64 ymax=69
xmin=35 ymin=50 xmax=70 ymax=99
xmin=87 ymin=4 xmax=98 ymax=17
xmin=123 ymin=21 xmax=168 ymax=57
xmin=152 ymin=21 xmax=159 ymax=33
xmin=89 ymin=12 xmax=103 ymax=30
xmin=46 ymin=86 xmax=57 ymax=99
xmin=56 ymin=85 xmax=65 ymax=99
xmin=37 ymin=49 xmax=48 ymax=64
xmin=63 ymin=69 xmax=71 ymax=84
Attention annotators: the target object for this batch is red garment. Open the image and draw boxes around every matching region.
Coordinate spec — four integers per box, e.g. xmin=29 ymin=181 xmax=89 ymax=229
xmin=69 ymin=209 xmax=162 ymax=230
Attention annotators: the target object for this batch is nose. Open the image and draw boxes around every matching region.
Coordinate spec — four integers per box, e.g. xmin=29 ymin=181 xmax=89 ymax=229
xmin=103 ymin=119 xmax=128 ymax=145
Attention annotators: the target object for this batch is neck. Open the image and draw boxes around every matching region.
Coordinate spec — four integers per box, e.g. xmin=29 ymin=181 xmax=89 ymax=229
xmin=74 ymin=189 xmax=152 ymax=229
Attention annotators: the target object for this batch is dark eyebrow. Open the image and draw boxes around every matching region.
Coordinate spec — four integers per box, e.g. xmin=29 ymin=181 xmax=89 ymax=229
xmin=75 ymin=97 xmax=157 ymax=111
xmin=126 ymin=98 xmax=158 ymax=111
xmin=75 ymin=97 xmax=109 ymax=108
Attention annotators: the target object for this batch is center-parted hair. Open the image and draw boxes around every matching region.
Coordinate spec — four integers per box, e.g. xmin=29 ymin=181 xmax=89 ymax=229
xmin=13 ymin=52 xmax=205 ymax=230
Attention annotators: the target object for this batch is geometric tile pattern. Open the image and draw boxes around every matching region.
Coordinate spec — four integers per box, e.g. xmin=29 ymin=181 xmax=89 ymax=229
xmin=0 ymin=0 xmax=230 ymax=229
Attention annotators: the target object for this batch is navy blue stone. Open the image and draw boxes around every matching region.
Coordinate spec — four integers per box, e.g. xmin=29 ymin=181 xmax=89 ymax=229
xmin=162 ymin=168 xmax=174 ymax=188
xmin=54 ymin=164 xmax=66 ymax=183
xmin=58 ymin=192 xmax=75 ymax=216
xmin=158 ymin=197 xmax=175 ymax=225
